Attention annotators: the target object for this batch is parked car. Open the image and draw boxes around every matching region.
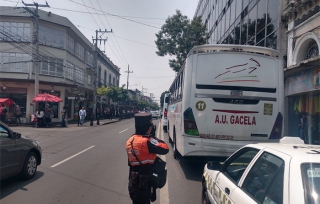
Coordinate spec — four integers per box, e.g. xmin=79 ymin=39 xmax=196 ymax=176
xmin=0 ymin=121 xmax=42 ymax=180
xmin=202 ymin=137 xmax=320 ymax=204
xmin=151 ymin=111 xmax=160 ymax=119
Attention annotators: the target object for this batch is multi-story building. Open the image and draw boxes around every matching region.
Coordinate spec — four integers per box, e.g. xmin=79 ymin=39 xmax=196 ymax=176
xmin=282 ymin=0 xmax=320 ymax=143
xmin=0 ymin=6 xmax=120 ymax=123
xmin=194 ymin=0 xmax=287 ymax=56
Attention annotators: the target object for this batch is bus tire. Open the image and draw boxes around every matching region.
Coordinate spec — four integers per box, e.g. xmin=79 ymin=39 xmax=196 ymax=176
xmin=163 ymin=126 xmax=167 ymax=133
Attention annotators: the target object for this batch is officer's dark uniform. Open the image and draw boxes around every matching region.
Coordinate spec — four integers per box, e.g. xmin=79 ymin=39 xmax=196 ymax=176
xmin=126 ymin=112 xmax=169 ymax=204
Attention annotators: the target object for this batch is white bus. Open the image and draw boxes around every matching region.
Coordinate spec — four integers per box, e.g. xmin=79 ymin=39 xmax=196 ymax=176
xmin=167 ymin=44 xmax=284 ymax=158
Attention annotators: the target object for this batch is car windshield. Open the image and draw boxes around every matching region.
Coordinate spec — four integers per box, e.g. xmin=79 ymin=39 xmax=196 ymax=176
xmin=301 ymin=163 xmax=320 ymax=204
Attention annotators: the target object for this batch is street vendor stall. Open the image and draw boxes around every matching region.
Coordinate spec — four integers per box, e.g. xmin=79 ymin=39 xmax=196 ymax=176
xmin=0 ymin=98 xmax=16 ymax=123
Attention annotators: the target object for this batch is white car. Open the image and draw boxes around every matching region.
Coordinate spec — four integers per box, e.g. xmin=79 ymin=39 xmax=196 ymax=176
xmin=151 ymin=111 xmax=160 ymax=119
xmin=202 ymin=137 xmax=320 ymax=204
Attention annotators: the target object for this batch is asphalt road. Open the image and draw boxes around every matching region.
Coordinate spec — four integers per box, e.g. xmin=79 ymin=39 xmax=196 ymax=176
xmin=0 ymin=119 xmax=217 ymax=204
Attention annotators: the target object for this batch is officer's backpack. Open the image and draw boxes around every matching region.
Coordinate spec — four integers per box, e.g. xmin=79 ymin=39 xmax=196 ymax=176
xmin=149 ymin=156 xmax=167 ymax=189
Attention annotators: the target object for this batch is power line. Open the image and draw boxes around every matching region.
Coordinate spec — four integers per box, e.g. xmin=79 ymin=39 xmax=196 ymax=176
xmin=81 ymin=0 xmax=99 ymax=28
xmin=94 ymin=0 xmax=129 ymax=65
xmin=90 ymin=1 xmax=128 ymax=67
xmin=77 ymin=25 xmax=156 ymax=48
xmin=67 ymin=0 xmax=161 ymax=29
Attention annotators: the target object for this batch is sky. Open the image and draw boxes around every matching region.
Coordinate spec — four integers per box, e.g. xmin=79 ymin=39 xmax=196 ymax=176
xmin=1 ymin=0 xmax=199 ymax=104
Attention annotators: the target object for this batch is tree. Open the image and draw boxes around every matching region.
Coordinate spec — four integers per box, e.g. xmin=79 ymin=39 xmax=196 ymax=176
xmin=160 ymin=91 xmax=169 ymax=108
xmin=149 ymin=102 xmax=160 ymax=110
xmin=96 ymin=84 xmax=129 ymax=104
xmin=155 ymin=10 xmax=209 ymax=72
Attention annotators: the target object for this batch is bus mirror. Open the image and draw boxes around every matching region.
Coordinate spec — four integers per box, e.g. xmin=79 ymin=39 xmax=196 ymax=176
xmin=207 ymin=161 xmax=222 ymax=171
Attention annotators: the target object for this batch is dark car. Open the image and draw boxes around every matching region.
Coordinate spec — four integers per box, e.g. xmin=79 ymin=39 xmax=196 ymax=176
xmin=0 ymin=121 xmax=42 ymax=180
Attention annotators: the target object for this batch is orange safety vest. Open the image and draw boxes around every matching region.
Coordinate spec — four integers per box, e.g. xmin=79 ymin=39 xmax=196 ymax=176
xmin=126 ymin=135 xmax=157 ymax=166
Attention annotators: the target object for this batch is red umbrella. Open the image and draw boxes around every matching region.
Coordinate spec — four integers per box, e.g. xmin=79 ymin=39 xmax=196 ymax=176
xmin=0 ymin=98 xmax=15 ymax=106
xmin=32 ymin=93 xmax=63 ymax=103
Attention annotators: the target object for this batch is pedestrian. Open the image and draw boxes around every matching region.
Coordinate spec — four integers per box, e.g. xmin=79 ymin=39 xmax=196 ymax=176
xmin=61 ymin=106 xmax=67 ymax=127
xmin=126 ymin=112 xmax=169 ymax=204
xmin=103 ymin=108 xmax=107 ymax=119
xmin=36 ymin=108 xmax=45 ymax=127
xmin=0 ymin=103 xmax=7 ymax=123
xmin=79 ymin=107 xmax=86 ymax=125
xmin=111 ymin=106 xmax=115 ymax=120
xmin=299 ymin=113 xmax=307 ymax=141
xmin=15 ymin=105 xmax=21 ymax=124
xmin=106 ymin=108 xmax=110 ymax=120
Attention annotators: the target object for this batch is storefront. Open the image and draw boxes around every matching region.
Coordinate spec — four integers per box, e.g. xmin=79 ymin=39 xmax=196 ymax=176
xmin=285 ymin=67 xmax=320 ymax=144
xmin=0 ymin=87 xmax=27 ymax=116
xmin=38 ymin=90 xmax=61 ymax=118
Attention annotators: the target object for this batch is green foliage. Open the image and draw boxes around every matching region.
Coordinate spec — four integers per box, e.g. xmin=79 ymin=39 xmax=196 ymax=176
xmin=96 ymin=85 xmax=129 ymax=104
xmin=155 ymin=10 xmax=209 ymax=72
xmin=149 ymin=102 xmax=160 ymax=110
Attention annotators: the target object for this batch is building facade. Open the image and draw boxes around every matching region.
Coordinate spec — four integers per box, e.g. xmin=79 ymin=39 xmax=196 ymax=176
xmin=194 ymin=0 xmax=287 ymax=55
xmin=0 ymin=6 xmax=120 ymax=123
xmin=283 ymin=0 xmax=320 ymax=144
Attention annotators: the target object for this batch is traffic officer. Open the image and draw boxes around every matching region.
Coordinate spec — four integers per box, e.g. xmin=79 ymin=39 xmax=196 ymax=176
xmin=126 ymin=112 xmax=169 ymax=204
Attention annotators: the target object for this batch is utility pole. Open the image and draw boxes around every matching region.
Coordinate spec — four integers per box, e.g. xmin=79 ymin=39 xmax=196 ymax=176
xmin=22 ymin=1 xmax=49 ymax=105
xmin=91 ymin=29 xmax=112 ymax=126
xmin=124 ymin=65 xmax=133 ymax=90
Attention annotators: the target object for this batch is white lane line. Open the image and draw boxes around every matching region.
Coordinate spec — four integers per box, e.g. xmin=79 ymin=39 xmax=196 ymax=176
xmin=51 ymin=145 xmax=95 ymax=168
xmin=119 ymin=126 xmax=134 ymax=134
xmin=119 ymin=128 xmax=129 ymax=134
xmin=159 ymin=121 xmax=170 ymax=204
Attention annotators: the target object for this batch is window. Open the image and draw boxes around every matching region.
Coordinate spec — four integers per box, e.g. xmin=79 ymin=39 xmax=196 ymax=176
xmin=66 ymin=61 xmax=75 ymax=80
xmin=75 ymin=43 xmax=85 ymax=61
xmin=0 ymin=52 xmax=30 ymax=73
xmin=98 ymin=66 xmax=102 ymax=87
xmin=301 ymin=163 xmax=320 ymax=204
xmin=40 ymin=57 xmax=63 ymax=77
xmin=221 ymin=148 xmax=259 ymax=184
xmin=67 ymin=35 xmax=75 ymax=53
xmin=242 ymin=152 xmax=284 ymax=203
xmin=109 ymin=74 xmax=111 ymax=86
xmin=86 ymin=51 xmax=93 ymax=66
xmin=113 ymin=77 xmax=115 ymax=86
xmin=267 ymin=0 xmax=279 ymax=23
xmin=304 ymin=41 xmax=319 ymax=60
xmin=87 ymin=75 xmax=92 ymax=86
xmin=74 ymin=66 xmax=84 ymax=84
xmin=39 ymin=25 xmax=65 ymax=48
xmin=104 ymin=70 xmax=107 ymax=86
xmin=0 ymin=21 xmax=30 ymax=42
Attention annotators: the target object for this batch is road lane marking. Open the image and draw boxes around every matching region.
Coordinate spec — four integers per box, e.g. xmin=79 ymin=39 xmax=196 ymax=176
xmin=159 ymin=121 xmax=169 ymax=204
xmin=51 ymin=145 xmax=95 ymax=168
xmin=119 ymin=125 xmax=134 ymax=134
xmin=119 ymin=128 xmax=129 ymax=134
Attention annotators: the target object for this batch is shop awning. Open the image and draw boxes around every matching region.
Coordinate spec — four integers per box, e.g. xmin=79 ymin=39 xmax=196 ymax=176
xmin=0 ymin=98 xmax=15 ymax=106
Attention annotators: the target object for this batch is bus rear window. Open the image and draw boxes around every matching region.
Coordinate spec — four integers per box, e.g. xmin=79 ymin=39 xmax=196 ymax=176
xmin=165 ymin=97 xmax=169 ymax=103
xmin=301 ymin=163 xmax=320 ymax=204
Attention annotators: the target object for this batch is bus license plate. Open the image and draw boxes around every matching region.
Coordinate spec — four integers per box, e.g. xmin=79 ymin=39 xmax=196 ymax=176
xmin=231 ymin=90 xmax=243 ymax=96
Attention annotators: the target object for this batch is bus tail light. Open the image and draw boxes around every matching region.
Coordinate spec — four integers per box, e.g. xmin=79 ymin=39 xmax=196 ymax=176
xmin=269 ymin=112 xmax=283 ymax=139
xmin=164 ymin=110 xmax=167 ymax=119
xmin=183 ymin=107 xmax=199 ymax=136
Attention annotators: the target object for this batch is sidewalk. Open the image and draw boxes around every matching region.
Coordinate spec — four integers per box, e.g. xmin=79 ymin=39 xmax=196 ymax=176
xmin=8 ymin=117 xmax=127 ymax=128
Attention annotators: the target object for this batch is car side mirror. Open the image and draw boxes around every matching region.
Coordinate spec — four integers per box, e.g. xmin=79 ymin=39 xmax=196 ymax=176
xmin=12 ymin=132 xmax=21 ymax=139
xmin=207 ymin=161 xmax=222 ymax=171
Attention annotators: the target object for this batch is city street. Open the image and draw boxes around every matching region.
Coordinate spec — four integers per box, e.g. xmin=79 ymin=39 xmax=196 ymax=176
xmin=0 ymin=119 xmax=212 ymax=204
